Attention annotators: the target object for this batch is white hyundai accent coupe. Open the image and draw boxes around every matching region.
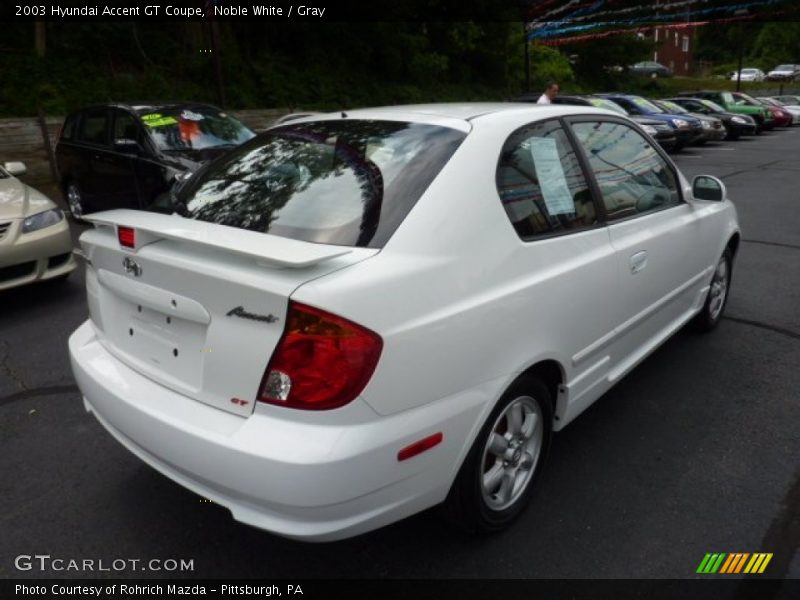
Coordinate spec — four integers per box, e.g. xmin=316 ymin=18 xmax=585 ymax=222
xmin=69 ymin=104 xmax=739 ymax=541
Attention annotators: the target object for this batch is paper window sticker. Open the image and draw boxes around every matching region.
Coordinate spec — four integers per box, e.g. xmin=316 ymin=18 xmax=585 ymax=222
xmin=529 ymin=137 xmax=575 ymax=216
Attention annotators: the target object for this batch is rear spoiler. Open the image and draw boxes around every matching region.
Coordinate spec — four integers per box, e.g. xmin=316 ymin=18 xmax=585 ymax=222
xmin=84 ymin=209 xmax=352 ymax=269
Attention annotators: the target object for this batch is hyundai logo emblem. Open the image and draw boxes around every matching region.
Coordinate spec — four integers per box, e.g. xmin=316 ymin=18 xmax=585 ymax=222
xmin=122 ymin=256 xmax=142 ymax=277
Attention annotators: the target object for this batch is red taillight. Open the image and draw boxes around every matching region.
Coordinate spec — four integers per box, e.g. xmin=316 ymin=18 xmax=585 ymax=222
xmin=258 ymin=302 xmax=383 ymax=410
xmin=118 ymin=226 xmax=136 ymax=248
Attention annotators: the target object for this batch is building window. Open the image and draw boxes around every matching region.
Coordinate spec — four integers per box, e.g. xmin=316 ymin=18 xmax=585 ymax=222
xmin=682 ymin=35 xmax=690 ymax=52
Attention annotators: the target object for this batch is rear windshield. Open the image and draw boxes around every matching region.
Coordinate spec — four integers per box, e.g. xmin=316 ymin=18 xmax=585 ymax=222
xmin=175 ymin=119 xmax=466 ymax=248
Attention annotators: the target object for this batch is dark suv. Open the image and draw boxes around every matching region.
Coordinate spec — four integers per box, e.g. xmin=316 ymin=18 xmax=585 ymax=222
xmin=55 ymin=103 xmax=255 ymax=219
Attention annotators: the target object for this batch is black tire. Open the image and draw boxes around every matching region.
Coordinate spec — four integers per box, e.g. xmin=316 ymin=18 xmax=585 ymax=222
xmin=64 ymin=182 xmax=86 ymax=221
xmin=442 ymin=375 xmax=553 ymax=533
xmin=693 ymin=248 xmax=732 ymax=332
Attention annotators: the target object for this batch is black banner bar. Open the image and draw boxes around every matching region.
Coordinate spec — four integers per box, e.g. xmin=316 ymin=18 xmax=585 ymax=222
xmin=4 ymin=579 xmax=800 ymax=600
xmin=3 ymin=0 xmax=800 ymax=22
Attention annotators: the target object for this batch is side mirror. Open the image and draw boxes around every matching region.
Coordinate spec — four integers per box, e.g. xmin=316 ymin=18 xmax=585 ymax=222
xmin=113 ymin=138 xmax=142 ymax=155
xmin=3 ymin=161 xmax=27 ymax=176
xmin=692 ymin=175 xmax=726 ymax=202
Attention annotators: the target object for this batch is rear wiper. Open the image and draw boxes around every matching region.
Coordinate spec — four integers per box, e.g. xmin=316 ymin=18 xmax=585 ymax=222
xmin=170 ymin=190 xmax=191 ymax=217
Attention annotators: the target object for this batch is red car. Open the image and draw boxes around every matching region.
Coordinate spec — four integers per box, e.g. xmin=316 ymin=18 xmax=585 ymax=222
xmin=757 ymin=98 xmax=795 ymax=127
xmin=733 ymin=92 xmax=792 ymax=127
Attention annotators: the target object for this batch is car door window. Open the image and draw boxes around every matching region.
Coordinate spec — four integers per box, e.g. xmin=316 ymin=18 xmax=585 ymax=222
xmin=60 ymin=114 xmax=78 ymax=141
xmin=571 ymin=120 xmax=680 ymax=221
xmin=113 ymin=110 xmax=142 ymax=144
xmin=496 ymin=119 xmax=597 ymax=239
xmin=77 ymin=109 xmax=110 ymax=146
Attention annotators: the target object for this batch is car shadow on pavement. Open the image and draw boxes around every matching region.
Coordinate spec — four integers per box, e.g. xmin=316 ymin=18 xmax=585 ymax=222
xmin=0 ymin=276 xmax=85 ymax=316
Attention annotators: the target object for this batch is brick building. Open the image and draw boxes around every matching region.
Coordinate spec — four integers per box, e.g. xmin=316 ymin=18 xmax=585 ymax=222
xmin=650 ymin=26 xmax=695 ymax=76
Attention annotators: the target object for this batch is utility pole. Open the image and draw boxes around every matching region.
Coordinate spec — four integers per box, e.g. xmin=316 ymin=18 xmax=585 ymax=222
xmin=734 ymin=9 xmax=749 ymax=93
xmin=735 ymin=24 xmax=744 ymax=92
xmin=34 ymin=22 xmax=45 ymax=57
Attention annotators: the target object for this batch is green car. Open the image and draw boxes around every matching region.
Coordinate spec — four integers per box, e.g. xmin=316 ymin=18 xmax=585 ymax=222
xmin=677 ymin=90 xmax=773 ymax=132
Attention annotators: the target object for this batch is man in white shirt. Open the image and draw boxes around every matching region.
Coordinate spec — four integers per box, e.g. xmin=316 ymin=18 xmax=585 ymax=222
xmin=537 ymin=82 xmax=560 ymax=104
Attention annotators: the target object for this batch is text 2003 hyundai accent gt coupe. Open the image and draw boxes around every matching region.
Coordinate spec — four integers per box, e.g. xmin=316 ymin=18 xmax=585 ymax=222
xmin=69 ymin=104 xmax=739 ymax=541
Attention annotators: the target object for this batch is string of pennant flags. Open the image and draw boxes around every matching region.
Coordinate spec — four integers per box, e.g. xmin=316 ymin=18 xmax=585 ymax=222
xmin=529 ymin=0 xmax=719 ymax=32
xmin=525 ymin=0 xmax=787 ymax=44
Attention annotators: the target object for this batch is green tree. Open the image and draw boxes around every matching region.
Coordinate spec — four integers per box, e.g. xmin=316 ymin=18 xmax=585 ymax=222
xmin=528 ymin=43 xmax=575 ymax=90
xmin=751 ymin=23 xmax=800 ymax=69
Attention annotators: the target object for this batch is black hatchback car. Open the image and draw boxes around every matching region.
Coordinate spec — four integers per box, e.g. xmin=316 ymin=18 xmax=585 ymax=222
xmin=664 ymin=97 xmax=757 ymax=139
xmin=55 ymin=103 xmax=255 ymax=219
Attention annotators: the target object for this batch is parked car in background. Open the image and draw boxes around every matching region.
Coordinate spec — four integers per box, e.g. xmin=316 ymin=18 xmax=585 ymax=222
xmin=676 ymin=91 xmax=773 ymax=132
xmin=69 ymin=103 xmax=740 ymax=541
xmin=756 ymin=97 xmax=800 ymax=125
xmin=599 ymin=94 xmax=703 ymax=149
xmin=666 ymin=97 xmax=757 ymax=139
xmin=731 ymin=92 xmax=790 ymax=128
xmin=549 ymin=94 xmax=678 ymax=151
xmin=0 ymin=161 xmax=75 ymax=290
xmin=271 ymin=112 xmax=322 ymax=126
xmin=731 ymin=68 xmax=765 ymax=82
xmin=766 ymin=64 xmax=800 ymax=81
xmin=629 ymin=61 xmax=672 ymax=77
xmin=652 ymin=99 xmax=726 ymax=144
xmin=55 ymin=103 xmax=256 ymax=220
xmin=771 ymin=95 xmax=800 ymax=106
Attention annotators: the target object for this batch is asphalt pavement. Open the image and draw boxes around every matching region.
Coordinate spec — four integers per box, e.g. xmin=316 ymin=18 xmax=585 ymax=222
xmin=1 ymin=128 xmax=798 ymax=581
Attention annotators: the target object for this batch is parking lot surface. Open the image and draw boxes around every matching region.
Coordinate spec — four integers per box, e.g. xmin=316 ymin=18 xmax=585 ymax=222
xmin=1 ymin=129 xmax=798 ymax=580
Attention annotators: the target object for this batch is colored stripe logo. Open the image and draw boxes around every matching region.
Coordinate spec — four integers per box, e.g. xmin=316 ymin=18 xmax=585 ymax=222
xmin=697 ymin=553 xmax=773 ymax=574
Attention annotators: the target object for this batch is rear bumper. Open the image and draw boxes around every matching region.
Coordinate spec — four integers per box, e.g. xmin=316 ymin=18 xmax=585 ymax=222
xmin=69 ymin=320 xmax=489 ymax=541
xmin=0 ymin=219 xmax=75 ymax=291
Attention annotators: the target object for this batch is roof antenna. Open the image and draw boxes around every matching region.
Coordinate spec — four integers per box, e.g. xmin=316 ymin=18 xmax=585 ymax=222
xmin=341 ymin=111 xmax=348 ymax=118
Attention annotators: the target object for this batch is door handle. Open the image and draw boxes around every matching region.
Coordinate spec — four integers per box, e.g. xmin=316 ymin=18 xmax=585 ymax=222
xmin=630 ymin=250 xmax=648 ymax=274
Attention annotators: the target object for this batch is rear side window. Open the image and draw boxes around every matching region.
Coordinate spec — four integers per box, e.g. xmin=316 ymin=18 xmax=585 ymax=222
xmin=77 ymin=109 xmax=109 ymax=146
xmin=496 ymin=119 xmax=597 ymax=239
xmin=176 ymin=120 xmax=466 ymax=248
xmin=572 ymin=121 xmax=680 ymax=221
xmin=60 ymin=114 xmax=78 ymax=141
xmin=113 ymin=110 xmax=142 ymax=144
